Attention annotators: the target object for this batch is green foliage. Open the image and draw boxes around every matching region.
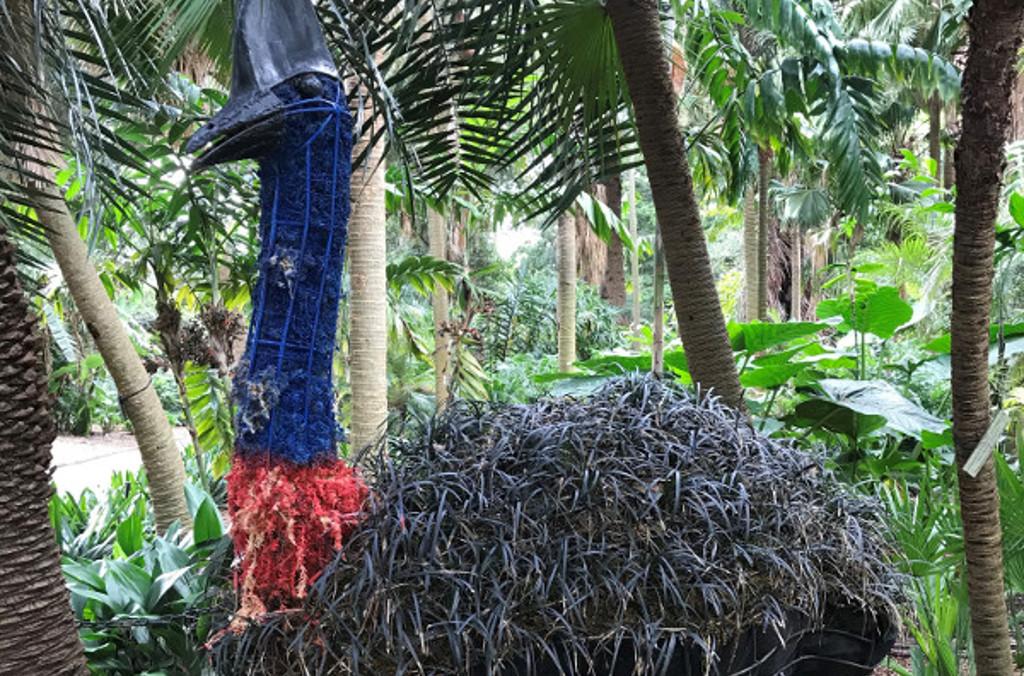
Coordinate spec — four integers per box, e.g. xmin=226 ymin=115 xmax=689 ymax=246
xmin=816 ymin=281 xmax=913 ymax=339
xmin=50 ymin=353 xmax=124 ymax=435
xmin=54 ymin=471 xmax=230 ymax=676
xmin=185 ymin=365 xmax=235 ymax=479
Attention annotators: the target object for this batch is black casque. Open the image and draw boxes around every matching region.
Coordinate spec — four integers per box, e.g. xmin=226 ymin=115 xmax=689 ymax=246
xmin=185 ymin=0 xmax=338 ymax=171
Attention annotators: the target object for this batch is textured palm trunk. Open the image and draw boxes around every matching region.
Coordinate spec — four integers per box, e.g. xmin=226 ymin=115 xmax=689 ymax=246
xmin=428 ymin=208 xmax=450 ymax=408
xmin=627 ymin=172 xmax=641 ymax=325
xmin=951 ymin=1 xmax=1024 ymax=672
xmin=557 ymin=212 xmax=577 ymax=372
xmin=600 ymin=176 xmax=627 ymax=309
xmin=7 ymin=0 xmax=189 ymax=531
xmin=789 ymin=226 xmax=802 ymax=321
xmin=742 ymin=188 xmax=759 ymax=322
xmin=756 ymin=146 xmax=772 ymax=321
xmin=606 ymin=0 xmax=742 ymax=408
xmin=347 ymin=126 xmax=388 ymax=452
xmin=652 ymin=228 xmax=665 ymax=376
xmin=0 ymin=232 xmax=88 ymax=675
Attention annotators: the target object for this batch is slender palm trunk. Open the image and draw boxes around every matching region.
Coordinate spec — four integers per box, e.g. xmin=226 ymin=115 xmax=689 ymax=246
xmin=605 ymin=0 xmax=741 ymax=407
xmin=757 ymin=146 xmax=772 ymax=321
xmin=557 ymin=212 xmax=577 ymax=372
xmin=652 ymin=228 xmax=665 ymax=376
xmin=929 ymin=94 xmax=943 ymax=179
xmin=600 ymin=176 xmax=627 ymax=309
xmin=38 ymin=185 xmax=190 ymax=531
xmin=952 ymin=2 xmax=1024 ymax=672
xmin=428 ymin=207 xmax=450 ymax=408
xmin=790 ymin=226 xmax=802 ymax=321
xmin=944 ymin=102 xmax=959 ymax=190
xmin=347 ymin=126 xmax=388 ymax=452
xmin=9 ymin=0 xmax=188 ymax=532
xmin=627 ymin=172 xmax=641 ymax=326
xmin=742 ymin=187 xmax=759 ymax=322
xmin=0 ymin=231 xmax=88 ymax=675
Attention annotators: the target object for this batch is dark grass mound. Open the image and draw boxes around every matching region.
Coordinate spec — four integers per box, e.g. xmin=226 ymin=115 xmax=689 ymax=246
xmin=213 ymin=376 xmax=901 ymax=675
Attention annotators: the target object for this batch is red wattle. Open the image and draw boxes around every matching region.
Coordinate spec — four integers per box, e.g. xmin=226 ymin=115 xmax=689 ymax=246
xmin=227 ymin=454 xmax=369 ymax=617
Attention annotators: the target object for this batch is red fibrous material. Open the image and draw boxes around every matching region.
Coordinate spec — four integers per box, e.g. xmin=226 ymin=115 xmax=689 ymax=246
xmin=227 ymin=454 xmax=369 ymax=618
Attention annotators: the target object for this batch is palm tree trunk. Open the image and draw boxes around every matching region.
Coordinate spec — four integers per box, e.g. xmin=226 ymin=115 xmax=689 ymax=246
xmin=652 ymin=227 xmax=665 ymax=376
xmin=557 ymin=212 xmax=577 ymax=372
xmin=428 ymin=207 xmax=450 ymax=408
xmin=600 ymin=176 xmax=627 ymax=309
xmin=627 ymin=172 xmax=641 ymax=326
xmin=605 ymin=0 xmax=741 ymax=408
xmin=37 ymin=184 xmax=190 ymax=531
xmin=944 ymin=102 xmax=959 ymax=190
xmin=952 ymin=2 xmax=1024 ymax=672
xmin=757 ymin=146 xmax=772 ymax=321
xmin=0 ymin=231 xmax=88 ymax=675
xmin=347 ymin=127 xmax=388 ymax=452
xmin=9 ymin=0 xmax=188 ymax=532
xmin=790 ymin=226 xmax=802 ymax=321
xmin=576 ymin=187 xmax=607 ymax=287
xmin=742 ymin=187 xmax=759 ymax=322
xmin=929 ymin=94 xmax=943 ymax=179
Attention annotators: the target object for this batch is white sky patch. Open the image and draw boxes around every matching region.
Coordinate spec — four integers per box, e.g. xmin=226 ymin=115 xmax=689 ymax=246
xmin=495 ymin=222 xmax=540 ymax=260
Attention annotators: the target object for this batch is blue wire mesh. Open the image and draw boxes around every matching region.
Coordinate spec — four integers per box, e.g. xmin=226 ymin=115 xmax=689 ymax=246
xmin=234 ymin=76 xmax=353 ymax=465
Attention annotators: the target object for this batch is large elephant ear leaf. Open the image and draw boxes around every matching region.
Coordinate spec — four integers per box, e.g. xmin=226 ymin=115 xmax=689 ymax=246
xmin=817 ymin=378 xmax=946 ymax=439
xmin=730 ymin=321 xmax=827 ymax=353
xmin=861 ymin=286 xmax=913 ymax=339
xmin=788 ymin=397 xmax=888 ymax=440
xmin=816 ymin=285 xmax=912 ymax=339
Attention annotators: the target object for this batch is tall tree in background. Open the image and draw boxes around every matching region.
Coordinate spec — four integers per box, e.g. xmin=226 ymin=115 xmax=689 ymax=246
xmin=606 ymin=0 xmax=743 ymax=408
xmin=429 ymin=208 xmax=451 ymax=408
xmin=951 ymin=0 xmax=1024 ymax=671
xmin=4 ymin=0 xmax=189 ymax=532
xmin=348 ymin=113 xmax=388 ymax=451
xmin=627 ymin=172 xmax=641 ymax=325
xmin=600 ymin=175 xmax=627 ymax=309
xmin=576 ymin=186 xmax=608 ymax=287
xmin=756 ymin=147 xmax=773 ymax=319
xmin=557 ymin=211 xmax=577 ymax=372
xmin=742 ymin=188 xmax=759 ymax=321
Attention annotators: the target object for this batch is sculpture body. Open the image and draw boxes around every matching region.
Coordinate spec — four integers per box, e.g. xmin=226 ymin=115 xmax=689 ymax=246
xmin=187 ymin=0 xmax=368 ymax=616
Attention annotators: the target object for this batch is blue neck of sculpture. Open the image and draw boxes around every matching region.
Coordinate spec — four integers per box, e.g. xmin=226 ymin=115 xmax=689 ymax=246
xmin=234 ymin=76 xmax=353 ymax=465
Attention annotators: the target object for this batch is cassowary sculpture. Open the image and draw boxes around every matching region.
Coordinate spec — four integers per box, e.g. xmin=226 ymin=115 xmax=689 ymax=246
xmin=186 ymin=0 xmax=367 ymax=617
xmin=190 ymin=3 xmax=900 ymax=675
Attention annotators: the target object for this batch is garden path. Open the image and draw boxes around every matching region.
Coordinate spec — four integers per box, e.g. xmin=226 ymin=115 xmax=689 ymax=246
xmin=50 ymin=427 xmax=191 ymax=496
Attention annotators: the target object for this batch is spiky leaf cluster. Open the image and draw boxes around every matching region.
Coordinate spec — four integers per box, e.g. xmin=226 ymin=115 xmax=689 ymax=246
xmin=214 ymin=376 xmax=900 ymax=675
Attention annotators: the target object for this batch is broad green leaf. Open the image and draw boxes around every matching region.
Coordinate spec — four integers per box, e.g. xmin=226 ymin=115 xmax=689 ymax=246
xmin=1010 ymin=193 xmax=1024 ymax=227
xmin=104 ymin=560 xmax=153 ymax=611
xmin=817 ymin=379 xmax=946 ymax=438
xmin=731 ymin=321 xmax=828 ymax=353
xmin=788 ymin=399 xmax=888 ymax=440
xmin=740 ymin=363 xmax=806 ymax=389
xmin=816 ymin=285 xmax=912 ymax=338
xmin=116 ymin=511 xmax=144 ymax=557
xmin=144 ymin=567 xmax=191 ymax=611
xmin=862 ymin=287 xmax=913 ymax=338
xmin=192 ymin=498 xmax=223 ymax=545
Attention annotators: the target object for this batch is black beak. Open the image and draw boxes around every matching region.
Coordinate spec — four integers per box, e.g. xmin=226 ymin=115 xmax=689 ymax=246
xmin=185 ymin=0 xmax=337 ymax=171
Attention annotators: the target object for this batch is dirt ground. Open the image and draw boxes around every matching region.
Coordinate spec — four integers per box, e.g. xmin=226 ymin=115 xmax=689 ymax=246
xmin=50 ymin=427 xmax=191 ymax=496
